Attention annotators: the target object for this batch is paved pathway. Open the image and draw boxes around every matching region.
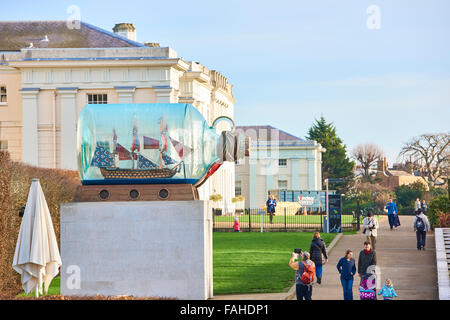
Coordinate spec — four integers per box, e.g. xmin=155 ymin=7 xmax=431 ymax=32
xmin=211 ymin=216 xmax=439 ymax=300
xmin=310 ymin=215 xmax=438 ymax=300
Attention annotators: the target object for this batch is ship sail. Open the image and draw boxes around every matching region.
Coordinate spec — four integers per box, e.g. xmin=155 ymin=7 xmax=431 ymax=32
xmin=91 ymin=144 xmax=114 ymax=167
xmin=137 ymin=154 xmax=158 ymax=169
xmin=117 ymin=143 xmax=137 ymax=160
xmin=113 ymin=128 xmax=118 ymax=153
xmin=170 ymin=137 xmax=193 ymax=158
xmin=143 ymin=136 xmax=181 ymax=167
xmin=143 ymin=136 xmax=159 ymax=149
xmin=143 ymin=136 xmax=192 ymax=158
xmin=162 ymin=153 xmax=177 ymax=165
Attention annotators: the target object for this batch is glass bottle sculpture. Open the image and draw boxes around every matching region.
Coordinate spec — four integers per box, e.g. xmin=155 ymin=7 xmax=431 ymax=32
xmin=77 ymin=103 xmax=248 ymax=186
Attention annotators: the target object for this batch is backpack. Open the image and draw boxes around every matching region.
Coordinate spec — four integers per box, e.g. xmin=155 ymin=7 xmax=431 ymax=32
xmin=415 ymin=216 xmax=425 ymax=232
xmin=297 ymin=261 xmax=315 ymax=285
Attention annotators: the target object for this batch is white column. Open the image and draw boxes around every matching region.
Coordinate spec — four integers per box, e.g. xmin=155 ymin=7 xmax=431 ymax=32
xmin=307 ymin=158 xmax=317 ymax=190
xmin=21 ymin=89 xmax=40 ymax=167
xmin=115 ymin=86 xmax=135 ymax=103
xmin=154 ymin=87 xmax=174 ymax=103
xmin=59 ymin=88 xmax=78 ymax=170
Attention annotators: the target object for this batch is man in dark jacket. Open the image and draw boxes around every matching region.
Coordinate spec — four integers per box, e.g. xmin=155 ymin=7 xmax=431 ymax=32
xmin=266 ymin=195 xmax=277 ymax=224
xmin=358 ymin=241 xmax=377 ymax=299
xmin=309 ymin=232 xmax=328 ymax=284
xmin=358 ymin=241 xmax=377 ymax=278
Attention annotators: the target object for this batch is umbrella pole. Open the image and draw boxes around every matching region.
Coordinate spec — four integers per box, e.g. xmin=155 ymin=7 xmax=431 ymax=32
xmin=35 ymin=285 xmax=39 ymax=298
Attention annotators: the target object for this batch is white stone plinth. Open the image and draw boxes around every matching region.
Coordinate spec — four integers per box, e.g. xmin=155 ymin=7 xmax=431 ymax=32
xmin=60 ymin=201 xmax=213 ymax=300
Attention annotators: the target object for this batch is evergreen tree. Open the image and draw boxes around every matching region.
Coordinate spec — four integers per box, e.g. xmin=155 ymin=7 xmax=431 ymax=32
xmin=306 ymin=116 xmax=354 ymax=193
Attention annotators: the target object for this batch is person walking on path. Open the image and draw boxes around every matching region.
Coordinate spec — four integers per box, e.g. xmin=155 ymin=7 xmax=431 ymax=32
xmin=385 ymin=198 xmax=398 ymax=230
xmin=421 ymin=200 xmax=427 ymax=215
xmin=358 ymin=241 xmax=378 ymax=300
xmin=266 ymin=195 xmax=277 ymax=224
xmin=413 ymin=208 xmax=430 ymax=250
xmin=336 ymin=249 xmax=356 ymax=300
xmin=309 ymin=232 xmax=328 ymax=284
xmin=362 ymin=211 xmax=379 ymax=250
xmin=414 ymin=198 xmax=421 ymax=211
xmin=233 ymin=217 xmax=240 ymax=232
xmin=289 ymin=251 xmax=316 ymax=300
xmin=378 ymin=279 xmax=398 ymax=300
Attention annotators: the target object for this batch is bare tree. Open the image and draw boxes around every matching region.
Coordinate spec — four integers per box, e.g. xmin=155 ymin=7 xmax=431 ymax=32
xmin=399 ymin=133 xmax=450 ymax=185
xmin=352 ymin=143 xmax=384 ymax=177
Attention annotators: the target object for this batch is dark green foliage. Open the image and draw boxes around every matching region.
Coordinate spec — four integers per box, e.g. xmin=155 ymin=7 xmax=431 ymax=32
xmin=306 ymin=116 xmax=354 ymax=193
xmin=394 ymin=181 xmax=427 ymax=214
xmin=428 ymin=195 xmax=450 ymax=227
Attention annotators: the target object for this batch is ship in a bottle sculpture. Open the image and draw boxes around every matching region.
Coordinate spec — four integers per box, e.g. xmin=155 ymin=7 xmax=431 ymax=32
xmin=76 ymin=103 xmax=249 ymax=201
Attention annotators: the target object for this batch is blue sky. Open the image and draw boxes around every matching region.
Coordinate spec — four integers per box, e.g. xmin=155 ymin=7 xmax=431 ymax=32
xmin=2 ymin=0 xmax=449 ymax=165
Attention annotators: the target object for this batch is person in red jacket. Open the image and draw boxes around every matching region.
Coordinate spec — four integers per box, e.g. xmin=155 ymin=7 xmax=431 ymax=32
xmin=233 ymin=217 xmax=241 ymax=232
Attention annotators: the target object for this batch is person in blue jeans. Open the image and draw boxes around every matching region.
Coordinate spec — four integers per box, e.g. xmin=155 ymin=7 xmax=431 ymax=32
xmin=336 ymin=249 xmax=356 ymax=300
xmin=385 ymin=198 xmax=398 ymax=230
xmin=413 ymin=208 xmax=430 ymax=250
xmin=309 ymin=232 xmax=328 ymax=284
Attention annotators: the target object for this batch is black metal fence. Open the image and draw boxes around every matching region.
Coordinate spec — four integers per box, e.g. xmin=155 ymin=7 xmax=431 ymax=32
xmin=212 ymin=207 xmax=360 ymax=232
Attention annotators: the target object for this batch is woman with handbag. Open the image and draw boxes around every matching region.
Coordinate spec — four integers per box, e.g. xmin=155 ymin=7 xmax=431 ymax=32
xmin=309 ymin=232 xmax=328 ymax=284
xmin=362 ymin=211 xmax=379 ymax=250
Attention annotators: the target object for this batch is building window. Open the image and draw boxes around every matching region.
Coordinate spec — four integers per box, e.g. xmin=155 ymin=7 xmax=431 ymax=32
xmin=279 ymin=159 xmax=287 ymax=166
xmin=278 ymin=180 xmax=288 ymax=189
xmin=0 ymin=141 xmax=7 ymax=151
xmin=87 ymin=94 xmax=108 ymax=104
xmin=0 ymin=86 xmax=6 ymax=104
xmin=235 ymin=181 xmax=242 ymax=196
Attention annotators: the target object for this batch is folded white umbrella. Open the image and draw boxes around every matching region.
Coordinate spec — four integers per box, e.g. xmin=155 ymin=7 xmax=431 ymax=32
xmin=12 ymin=178 xmax=62 ymax=297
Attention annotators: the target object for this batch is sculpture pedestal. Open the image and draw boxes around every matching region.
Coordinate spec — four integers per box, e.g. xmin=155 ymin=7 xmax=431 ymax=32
xmin=60 ymin=201 xmax=213 ymax=300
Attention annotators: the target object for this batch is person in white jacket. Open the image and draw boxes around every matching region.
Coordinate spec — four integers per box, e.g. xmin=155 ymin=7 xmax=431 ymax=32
xmin=362 ymin=211 xmax=379 ymax=250
xmin=413 ymin=208 xmax=430 ymax=251
xmin=414 ymin=198 xmax=421 ymax=211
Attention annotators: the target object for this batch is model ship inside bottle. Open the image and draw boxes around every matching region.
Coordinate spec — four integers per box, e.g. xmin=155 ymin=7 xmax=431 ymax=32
xmin=78 ymin=103 xmax=248 ymax=186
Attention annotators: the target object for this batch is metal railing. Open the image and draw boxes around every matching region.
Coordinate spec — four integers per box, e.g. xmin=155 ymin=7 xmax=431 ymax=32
xmin=212 ymin=207 xmax=359 ymax=232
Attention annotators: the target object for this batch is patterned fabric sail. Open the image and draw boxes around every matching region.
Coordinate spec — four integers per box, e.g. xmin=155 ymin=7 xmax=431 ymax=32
xmin=162 ymin=153 xmax=177 ymax=165
xmin=143 ymin=136 xmax=159 ymax=149
xmin=137 ymin=154 xmax=158 ymax=169
xmin=117 ymin=143 xmax=137 ymax=160
xmin=91 ymin=145 xmax=114 ymax=167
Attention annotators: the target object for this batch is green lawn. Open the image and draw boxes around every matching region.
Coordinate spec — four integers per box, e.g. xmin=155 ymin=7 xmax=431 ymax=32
xmin=16 ymin=276 xmax=60 ymax=297
xmin=213 ymin=232 xmax=336 ymax=295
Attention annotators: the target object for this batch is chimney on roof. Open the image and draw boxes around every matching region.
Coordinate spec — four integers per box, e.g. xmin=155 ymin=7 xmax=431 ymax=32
xmin=144 ymin=42 xmax=160 ymax=47
xmin=377 ymin=157 xmax=386 ymax=173
xmin=113 ymin=23 xmax=136 ymax=41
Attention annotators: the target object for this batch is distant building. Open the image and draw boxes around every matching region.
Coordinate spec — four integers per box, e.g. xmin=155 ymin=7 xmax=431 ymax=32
xmin=376 ymin=158 xmax=429 ymax=190
xmin=235 ymin=125 xmax=325 ymax=208
xmin=0 ymin=21 xmax=235 ymax=208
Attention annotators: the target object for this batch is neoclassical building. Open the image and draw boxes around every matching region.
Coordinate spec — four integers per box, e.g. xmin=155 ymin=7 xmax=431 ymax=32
xmin=235 ymin=126 xmax=325 ymax=208
xmin=0 ymin=21 xmax=235 ymax=207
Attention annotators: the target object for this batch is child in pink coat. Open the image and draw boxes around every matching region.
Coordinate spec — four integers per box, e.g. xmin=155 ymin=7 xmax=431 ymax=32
xmin=233 ymin=217 xmax=241 ymax=232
